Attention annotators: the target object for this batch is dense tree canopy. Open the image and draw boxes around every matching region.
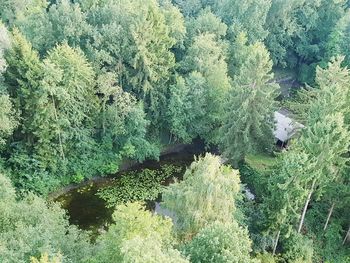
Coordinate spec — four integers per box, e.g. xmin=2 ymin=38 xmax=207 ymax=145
xmin=0 ymin=173 xmax=92 ymax=263
xmin=0 ymin=0 xmax=350 ymax=262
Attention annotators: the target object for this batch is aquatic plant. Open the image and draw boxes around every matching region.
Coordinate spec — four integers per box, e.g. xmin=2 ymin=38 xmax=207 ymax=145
xmin=96 ymin=164 xmax=182 ymax=208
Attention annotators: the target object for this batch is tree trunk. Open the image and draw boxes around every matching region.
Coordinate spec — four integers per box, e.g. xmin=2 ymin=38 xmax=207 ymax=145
xmin=323 ymin=202 xmax=335 ymax=231
xmin=298 ymin=179 xmax=316 ymax=233
xmin=343 ymin=226 xmax=350 ymax=245
xmin=52 ymin=96 xmax=65 ymax=161
xmin=168 ymin=132 xmax=172 ymax=144
xmin=272 ymin=230 xmax=280 ymax=255
xmin=102 ymin=101 xmax=106 ymax=136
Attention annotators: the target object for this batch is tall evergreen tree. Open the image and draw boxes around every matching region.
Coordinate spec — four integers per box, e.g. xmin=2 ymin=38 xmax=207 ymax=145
xmin=264 ymin=149 xmax=310 ymax=254
xmin=295 ymin=59 xmax=350 ymax=232
xmin=35 ymin=44 xmax=98 ymax=178
xmin=220 ymin=41 xmax=279 ymax=165
xmin=264 ymin=58 xmax=350 ymax=252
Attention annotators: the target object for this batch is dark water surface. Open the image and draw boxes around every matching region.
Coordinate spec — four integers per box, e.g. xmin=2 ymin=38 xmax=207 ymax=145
xmin=54 ymin=142 xmax=206 ymax=234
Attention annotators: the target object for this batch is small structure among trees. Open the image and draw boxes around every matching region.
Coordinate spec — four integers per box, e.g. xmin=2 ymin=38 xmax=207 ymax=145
xmin=274 ymin=110 xmax=304 ymax=147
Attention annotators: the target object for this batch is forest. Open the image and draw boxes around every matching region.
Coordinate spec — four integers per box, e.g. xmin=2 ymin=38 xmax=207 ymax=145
xmin=0 ymin=0 xmax=349 ymax=262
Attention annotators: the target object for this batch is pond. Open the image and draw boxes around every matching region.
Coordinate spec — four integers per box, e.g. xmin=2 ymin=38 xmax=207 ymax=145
xmin=54 ymin=142 xmax=207 ymax=236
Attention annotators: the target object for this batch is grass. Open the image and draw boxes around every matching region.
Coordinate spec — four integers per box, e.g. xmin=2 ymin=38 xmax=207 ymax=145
xmin=245 ymin=153 xmax=276 ymax=173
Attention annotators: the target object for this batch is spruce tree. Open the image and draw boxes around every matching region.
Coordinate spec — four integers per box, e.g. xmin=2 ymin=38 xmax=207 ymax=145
xmin=219 ymin=42 xmax=279 ymax=166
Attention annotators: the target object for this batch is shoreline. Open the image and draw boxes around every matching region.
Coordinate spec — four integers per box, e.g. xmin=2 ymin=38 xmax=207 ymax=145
xmin=47 ymin=143 xmax=191 ymax=200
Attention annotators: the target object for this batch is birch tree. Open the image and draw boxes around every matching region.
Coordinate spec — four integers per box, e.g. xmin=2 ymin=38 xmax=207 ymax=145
xmin=162 ymin=153 xmax=241 ymax=239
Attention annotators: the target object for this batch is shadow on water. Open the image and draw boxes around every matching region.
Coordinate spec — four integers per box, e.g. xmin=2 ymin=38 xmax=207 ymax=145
xmin=54 ymin=141 xmax=207 ymax=236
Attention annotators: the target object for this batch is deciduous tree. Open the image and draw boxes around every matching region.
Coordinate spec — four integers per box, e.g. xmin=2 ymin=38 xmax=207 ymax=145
xmin=93 ymin=202 xmax=188 ymax=263
xmin=0 ymin=173 xmax=92 ymax=263
xmin=162 ymin=153 xmax=240 ymax=239
xmin=182 ymin=221 xmax=257 ymax=263
xmin=179 ymin=33 xmax=230 ymax=143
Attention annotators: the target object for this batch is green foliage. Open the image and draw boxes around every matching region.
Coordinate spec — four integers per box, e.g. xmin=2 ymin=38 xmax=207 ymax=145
xmin=325 ymin=10 xmax=350 ymax=66
xmin=0 ymin=94 xmax=17 ymax=145
xmin=4 ymin=28 xmax=44 ymax=137
xmin=97 ymin=165 xmax=182 ymax=208
xmin=178 ymin=33 xmax=231 ymax=143
xmin=0 ymin=0 xmax=47 ymax=27
xmin=239 ymin=164 xmax=268 ymax=202
xmin=265 ymin=0 xmax=305 ymax=67
xmin=303 ymin=202 xmax=350 ymax=263
xmin=84 ymin=0 xmax=176 ymax=93
xmin=171 ymin=0 xmax=203 ymax=17
xmin=185 ymin=8 xmax=227 ymax=43
xmin=281 ymin=231 xmax=314 ymax=263
xmin=0 ymin=23 xmax=11 ymax=72
xmin=0 ymin=173 xmax=92 ymax=263
xmin=220 ymin=40 xmax=279 ymax=165
xmin=213 ymin=0 xmax=271 ymax=43
xmin=2 ymin=31 xmax=104 ymax=193
xmin=263 ymin=57 xmax=350 ymax=260
xmin=31 ymin=253 xmax=62 ymax=263
xmin=315 ymin=223 xmax=350 ymax=263
xmin=182 ymin=221 xmax=257 ymax=263
xmin=162 ymin=153 xmax=241 ymax=239
xmin=263 ymin=0 xmax=350 ymax=83
xmin=264 ymin=149 xmax=310 ymax=236
xmin=16 ymin=0 xmax=90 ymax=53
xmin=166 ymin=75 xmax=194 ymax=142
xmin=254 ymin=253 xmax=277 ymax=263
xmin=97 ymin=73 xmax=159 ymax=162
xmin=1 ymin=1 xmax=350 ymax=261
xmin=159 ymin=0 xmax=187 ymax=47
xmin=92 ymin=202 xmax=188 ymax=263
xmin=1 ymin=28 xmax=160 ymax=194
xmin=293 ymin=0 xmax=346 ymax=65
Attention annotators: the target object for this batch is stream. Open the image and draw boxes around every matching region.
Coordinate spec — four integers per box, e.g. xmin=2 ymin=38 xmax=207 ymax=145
xmin=54 ymin=142 xmax=207 ymax=235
